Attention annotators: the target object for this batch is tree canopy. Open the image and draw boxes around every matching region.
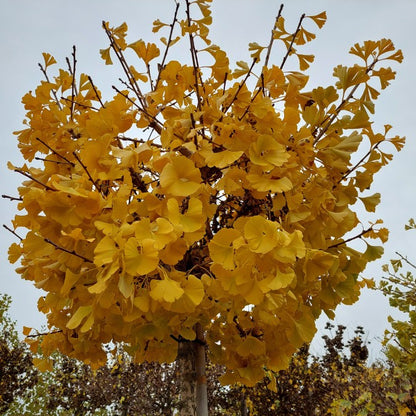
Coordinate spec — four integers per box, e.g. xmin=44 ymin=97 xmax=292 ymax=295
xmin=6 ymin=0 xmax=404 ymax=386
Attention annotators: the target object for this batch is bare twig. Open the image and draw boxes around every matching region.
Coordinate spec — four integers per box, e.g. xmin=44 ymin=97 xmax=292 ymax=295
xmin=280 ymin=13 xmax=305 ymax=70
xmin=338 ymin=141 xmax=382 ymax=183
xmin=25 ymin=329 xmax=63 ymax=338
xmin=65 ymin=46 xmax=78 ymax=120
xmin=102 ymin=21 xmax=146 ymax=109
xmin=44 ymin=237 xmax=93 ymax=263
xmin=61 ymin=96 xmax=99 ymax=111
xmin=2 ymin=194 xmax=23 ymax=202
xmin=38 ymin=63 xmax=62 ymax=110
xmin=239 ymin=87 xmax=263 ymax=121
xmin=35 ymin=137 xmax=75 ymax=166
xmin=264 ymin=4 xmax=284 ymax=68
xmin=13 ymin=168 xmax=56 ymax=191
xmin=3 ymin=224 xmax=23 ymax=241
xmin=222 ymin=58 xmax=258 ymax=115
xmin=314 ymin=59 xmax=378 ymax=144
xmin=395 ymin=252 xmax=416 ymax=271
xmin=328 ymin=227 xmax=373 ymax=249
xmin=88 ymin=75 xmax=105 ymax=108
xmin=112 ymin=86 xmax=163 ymax=134
xmin=155 ymin=1 xmax=180 ymax=89
xmin=184 ymin=0 xmax=205 ymax=110
xmin=72 ymin=152 xmax=101 ymax=191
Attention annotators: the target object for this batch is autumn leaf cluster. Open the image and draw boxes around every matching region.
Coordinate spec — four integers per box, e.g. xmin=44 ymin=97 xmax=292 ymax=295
xmin=7 ymin=0 xmax=404 ymax=384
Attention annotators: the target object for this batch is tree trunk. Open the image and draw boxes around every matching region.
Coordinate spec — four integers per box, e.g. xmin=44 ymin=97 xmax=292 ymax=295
xmin=240 ymin=389 xmax=248 ymax=416
xmin=176 ymin=323 xmax=208 ymax=416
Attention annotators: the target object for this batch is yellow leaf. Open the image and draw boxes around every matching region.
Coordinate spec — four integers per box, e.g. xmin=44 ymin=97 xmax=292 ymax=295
xmin=159 ymin=156 xmax=201 ymax=196
xmin=128 ymin=40 xmax=160 ymax=63
xmin=99 ymin=47 xmax=113 ymax=65
xmin=303 ymin=249 xmax=337 ymax=281
xmin=80 ymin=313 xmax=94 ymax=333
xmin=150 ymin=275 xmax=184 ymax=303
xmin=94 ymin=236 xmax=118 ymax=267
xmin=244 ymin=216 xmax=281 ymax=254
xmin=159 ymin=239 xmax=188 ymax=265
xmin=179 ymin=327 xmax=196 ymax=341
xmin=89 ymin=262 xmax=119 ymax=294
xmin=66 ymin=305 xmax=92 ymax=330
xmin=307 ymin=11 xmax=327 ymax=28
xmin=267 ymin=374 xmax=277 ymax=392
xmin=248 ymin=42 xmax=266 ymax=60
xmin=249 ymin=134 xmax=289 ymax=170
xmin=209 ymin=228 xmax=242 ymax=270
xmin=359 ymin=193 xmax=380 ymax=212
xmin=33 ymin=357 xmax=53 ymax=372
xmin=199 ymin=146 xmax=243 ymax=168
xmin=22 ymin=326 xmax=32 ymax=336
xmin=61 ymin=269 xmax=82 ymax=296
xmin=152 ymin=19 xmax=169 ymax=33
xmin=261 ymin=269 xmax=295 ymax=291
xmin=183 ymin=274 xmax=204 ymax=306
xmin=8 ymin=242 xmax=22 ymax=264
xmin=236 ymin=336 xmax=266 ymax=357
xmin=347 ymin=108 xmax=370 ymax=129
xmin=364 ymin=243 xmax=384 ymax=262
xmin=118 ymin=273 xmax=134 ymax=298
xmin=297 ymin=53 xmax=314 ymax=71
xmin=167 ymin=197 xmax=204 ymax=233
xmin=124 ymin=237 xmax=159 ymax=275
xmin=292 ymin=309 xmax=316 ymax=344
xmin=234 ymin=61 xmax=250 ymax=78
xmin=134 ymin=291 xmax=150 ymax=312
xmin=42 ymin=52 xmax=57 ymax=68
xmin=237 ymin=365 xmax=265 ymax=385
xmin=246 ymin=170 xmax=293 ymax=193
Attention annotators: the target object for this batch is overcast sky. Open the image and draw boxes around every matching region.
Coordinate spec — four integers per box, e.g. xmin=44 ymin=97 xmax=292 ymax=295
xmin=1 ymin=0 xmax=415 ymax=358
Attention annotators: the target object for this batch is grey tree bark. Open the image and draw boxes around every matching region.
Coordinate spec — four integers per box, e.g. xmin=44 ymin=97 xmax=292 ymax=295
xmin=176 ymin=323 xmax=208 ymax=416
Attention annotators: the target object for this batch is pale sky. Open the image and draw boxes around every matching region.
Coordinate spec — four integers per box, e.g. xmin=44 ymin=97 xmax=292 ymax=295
xmin=1 ymin=0 xmax=415 ymax=359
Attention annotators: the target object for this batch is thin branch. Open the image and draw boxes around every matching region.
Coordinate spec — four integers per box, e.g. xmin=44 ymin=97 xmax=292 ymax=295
xmin=34 ymin=157 xmax=70 ymax=165
xmin=155 ymin=1 xmax=180 ymax=89
xmin=61 ymin=96 xmax=99 ymax=111
xmin=13 ymin=168 xmax=56 ymax=191
xmin=2 ymin=194 xmax=23 ymax=202
xmin=112 ymin=86 xmax=163 ymax=134
xmin=88 ymin=76 xmax=105 ymax=108
xmin=328 ymin=227 xmax=372 ymax=249
xmin=280 ymin=13 xmax=305 ymax=70
xmin=72 ymin=152 xmax=101 ymax=191
xmin=35 ymin=137 xmax=75 ymax=167
xmin=264 ymin=4 xmax=284 ymax=68
xmin=239 ymin=87 xmax=263 ymax=121
xmin=314 ymin=59 xmax=379 ymax=144
xmin=25 ymin=329 xmax=63 ymax=338
xmin=222 ymin=72 xmax=228 ymax=95
xmin=3 ymin=224 xmax=23 ymax=241
xmin=395 ymin=252 xmax=416 ymax=271
xmin=185 ymin=0 xmax=204 ymax=110
xmin=102 ymin=21 xmax=146 ymax=109
xmin=393 ymin=337 xmax=412 ymax=355
xmin=66 ymin=45 xmax=78 ymax=120
xmin=44 ymin=238 xmax=93 ymax=263
xmin=222 ymin=58 xmax=258 ymax=115
xmin=338 ymin=141 xmax=382 ymax=183
xmin=233 ymin=316 xmax=247 ymax=338
xmin=146 ymin=63 xmax=154 ymax=90
xmin=116 ymin=136 xmax=162 ymax=148
xmin=38 ymin=63 xmax=62 ymax=110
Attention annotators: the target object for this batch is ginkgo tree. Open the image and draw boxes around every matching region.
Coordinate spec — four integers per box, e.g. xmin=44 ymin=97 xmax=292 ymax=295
xmin=5 ymin=0 xmax=404 ymax=414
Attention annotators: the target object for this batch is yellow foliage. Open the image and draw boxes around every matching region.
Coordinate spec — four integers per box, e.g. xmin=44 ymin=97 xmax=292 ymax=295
xmin=7 ymin=0 xmax=404 ymax=383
